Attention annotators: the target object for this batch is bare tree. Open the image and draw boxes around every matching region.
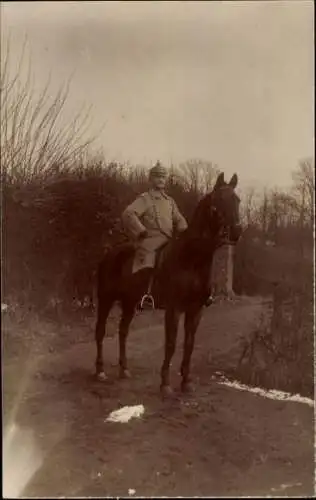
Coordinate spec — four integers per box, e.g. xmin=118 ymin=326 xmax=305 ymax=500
xmin=240 ymin=186 xmax=257 ymax=227
xmin=257 ymin=188 xmax=269 ymax=234
xmin=176 ymin=159 xmax=220 ymax=196
xmin=1 ymin=36 xmax=102 ymax=184
xmin=291 ymin=158 xmax=315 ymax=228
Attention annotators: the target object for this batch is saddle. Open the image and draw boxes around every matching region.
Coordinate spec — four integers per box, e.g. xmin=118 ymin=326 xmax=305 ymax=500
xmin=114 ymin=239 xmax=170 ymax=310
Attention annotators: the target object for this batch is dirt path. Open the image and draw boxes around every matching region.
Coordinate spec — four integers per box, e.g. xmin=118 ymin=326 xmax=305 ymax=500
xmin=3 ymin=297 xmax=314 ymax=497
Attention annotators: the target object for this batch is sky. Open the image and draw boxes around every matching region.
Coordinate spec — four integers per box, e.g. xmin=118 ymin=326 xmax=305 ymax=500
xmin=1 ymin=1 xmax=314 ymax=189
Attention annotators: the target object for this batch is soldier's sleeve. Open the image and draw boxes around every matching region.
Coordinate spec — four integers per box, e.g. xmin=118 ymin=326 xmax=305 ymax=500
xmin=121 ymin=194 xmax=148 ymax=239
xmin=171 ymin=199 xmax=188 ymax=232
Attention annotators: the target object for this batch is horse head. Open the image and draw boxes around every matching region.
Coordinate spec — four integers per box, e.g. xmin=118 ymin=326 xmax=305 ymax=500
xmin=190 ymin=172 xmax=242 ymax=245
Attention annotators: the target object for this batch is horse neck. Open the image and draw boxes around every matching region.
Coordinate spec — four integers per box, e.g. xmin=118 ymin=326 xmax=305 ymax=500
xmin=179 ymin=197 xmax=221 ymax=260
xmin=179 ymin=223 xmax=219 ymax=267
xmin=188 ymin=198 xmax=219 ymax=238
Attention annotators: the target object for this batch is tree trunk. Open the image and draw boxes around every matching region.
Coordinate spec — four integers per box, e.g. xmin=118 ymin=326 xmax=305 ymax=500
xmin=211 ymin=244 xmax=235 ymax=299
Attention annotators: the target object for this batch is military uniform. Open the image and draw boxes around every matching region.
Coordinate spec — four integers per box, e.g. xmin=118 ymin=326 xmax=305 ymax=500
xmin=122 ymin=189 xmax=187 ymax=273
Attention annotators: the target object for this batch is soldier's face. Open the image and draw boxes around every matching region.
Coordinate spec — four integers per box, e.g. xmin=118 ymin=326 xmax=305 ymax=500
xmin=150 ymin=175 xmax=167 ymax=190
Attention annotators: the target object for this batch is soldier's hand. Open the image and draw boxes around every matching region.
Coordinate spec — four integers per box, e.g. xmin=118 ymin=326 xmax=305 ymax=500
xmin=139 ymin=230 xmax=148 ymax=240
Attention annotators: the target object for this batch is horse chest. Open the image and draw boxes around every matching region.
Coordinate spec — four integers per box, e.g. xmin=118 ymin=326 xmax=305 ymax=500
xmin=174 ymin=267 xmax=208 ymax=296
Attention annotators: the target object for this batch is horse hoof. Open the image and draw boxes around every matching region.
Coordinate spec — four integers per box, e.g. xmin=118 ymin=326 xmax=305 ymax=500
xmin=119 ymin=368 xmax=131 ymax=379
xmin=95 ymin=371 xmax=107 ymax=382
xmin=181 ymin=381 xmax=195 ymax=393
xmin=160 ymin=385 xmax=174 ymax=398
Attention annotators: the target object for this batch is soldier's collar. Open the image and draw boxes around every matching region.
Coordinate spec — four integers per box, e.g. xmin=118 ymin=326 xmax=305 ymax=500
xmin=149 ymin=189 xmax=168 ymax=199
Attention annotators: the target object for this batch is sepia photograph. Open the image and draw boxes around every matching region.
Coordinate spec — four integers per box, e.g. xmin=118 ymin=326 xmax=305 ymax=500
xmin=1 ymin=1 xmax=314 ymax=497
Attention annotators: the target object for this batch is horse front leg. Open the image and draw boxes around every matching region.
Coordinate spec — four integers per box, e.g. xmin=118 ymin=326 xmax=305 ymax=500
xmin=119 ymin=302 xmax=135 ymax=379
xmin=160 ymin=306 xmax=181 ymax=396
xmin=180 ymin=305 xmax=203 ymax=393
xmin=95 ymin=297 xmax=113 ymax=381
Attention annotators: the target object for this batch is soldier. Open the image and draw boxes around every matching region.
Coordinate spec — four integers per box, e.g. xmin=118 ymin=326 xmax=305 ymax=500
xmin=122 ymin=161 xmax=213 ymax=309
xmin=121 ymin=162 xmax=186 ymax=307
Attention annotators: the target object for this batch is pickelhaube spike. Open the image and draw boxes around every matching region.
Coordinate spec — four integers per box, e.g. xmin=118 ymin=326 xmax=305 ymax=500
xmin=149 ymin=161 xmax=168 ymax=178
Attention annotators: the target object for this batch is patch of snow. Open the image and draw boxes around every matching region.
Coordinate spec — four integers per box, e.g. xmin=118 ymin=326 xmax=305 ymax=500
xmin=266 ymin=240 xmax=276 ymax=247
xmin=271 ymin=482 xmax=302 ymax=492
xmin=212 ymin=374 xmax=314 ymax=408
xmin=105 ymin=404 xmax=145 ymax=423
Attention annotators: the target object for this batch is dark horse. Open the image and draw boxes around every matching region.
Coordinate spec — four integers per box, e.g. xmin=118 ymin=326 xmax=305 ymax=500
xmin=95 ymin=172 xmax=242 ymax=395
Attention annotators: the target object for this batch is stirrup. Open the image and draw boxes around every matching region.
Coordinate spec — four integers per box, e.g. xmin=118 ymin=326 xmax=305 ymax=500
xmin=139 ymin=294 xmax=155 ymax=310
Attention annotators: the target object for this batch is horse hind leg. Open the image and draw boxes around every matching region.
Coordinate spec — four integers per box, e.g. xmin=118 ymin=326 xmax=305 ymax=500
xmin=95 ymin=295 xmax=114 ymax=381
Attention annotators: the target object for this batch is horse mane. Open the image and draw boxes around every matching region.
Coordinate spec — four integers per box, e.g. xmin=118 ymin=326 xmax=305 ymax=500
xmin=188 ymin=193 xmax=214 ymax=233
xmin=169 ymin=191 xmax=220 ymax=267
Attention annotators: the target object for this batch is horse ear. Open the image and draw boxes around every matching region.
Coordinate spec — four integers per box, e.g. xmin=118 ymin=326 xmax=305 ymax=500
xmin=214 ymin=172 xmax=225 ymax=189
xmin=229 ymin=173 xmax=238 ymax=189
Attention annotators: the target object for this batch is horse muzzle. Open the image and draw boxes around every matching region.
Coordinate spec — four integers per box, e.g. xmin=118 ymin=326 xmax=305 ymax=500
xmin=229 ymin=224 xmax=243 ymax=244
xmin=221 ymin=224 xmax=242 ymax=244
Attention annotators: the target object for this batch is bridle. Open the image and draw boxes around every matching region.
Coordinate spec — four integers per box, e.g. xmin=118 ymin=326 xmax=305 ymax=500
xmin=209 ymin=187 xmax=240 ymax=245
